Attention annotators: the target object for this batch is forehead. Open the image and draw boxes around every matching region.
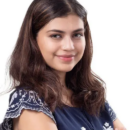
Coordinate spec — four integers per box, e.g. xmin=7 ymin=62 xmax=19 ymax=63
xmin=42 ymin=14 xmax=84 ymax=33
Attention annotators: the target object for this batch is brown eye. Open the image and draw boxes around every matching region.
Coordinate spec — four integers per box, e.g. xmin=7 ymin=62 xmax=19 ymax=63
xmin=74 ymin=33 xmax=83 ymax=38
xmin=50 ymin=34 xmax=61 ymax=39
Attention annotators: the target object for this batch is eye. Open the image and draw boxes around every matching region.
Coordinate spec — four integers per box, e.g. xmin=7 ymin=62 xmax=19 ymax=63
xmin=50 ymin=34 xmax=61 ymax=39
xmin=50 ymin=33 xmax=83 ymax=39
xmin=73 ymin=33 xmax=83 ymax=38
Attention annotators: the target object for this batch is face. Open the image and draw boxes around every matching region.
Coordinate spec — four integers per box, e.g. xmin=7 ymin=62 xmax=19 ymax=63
xmin=36 ymin=14 xmax=86 ymax=73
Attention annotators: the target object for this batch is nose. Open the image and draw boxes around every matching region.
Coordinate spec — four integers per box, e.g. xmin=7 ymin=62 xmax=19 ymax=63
xmin=61 ymin=36 xmax=74 ymax=50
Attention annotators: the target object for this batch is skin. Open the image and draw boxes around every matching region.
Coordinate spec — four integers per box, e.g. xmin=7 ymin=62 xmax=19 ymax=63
xmin=36 ymin=14 xmax=86 ymax=88
xmin=114 ymin=119 xmax=127 ymax=130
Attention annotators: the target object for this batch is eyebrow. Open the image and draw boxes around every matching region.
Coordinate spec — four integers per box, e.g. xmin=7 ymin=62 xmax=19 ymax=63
xmin=46 ymin=28 xmax=85 ymax=33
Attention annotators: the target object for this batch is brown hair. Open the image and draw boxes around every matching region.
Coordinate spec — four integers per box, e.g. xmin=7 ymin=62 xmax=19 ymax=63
xmin=1 ymin=0 xmax=106 ymax=116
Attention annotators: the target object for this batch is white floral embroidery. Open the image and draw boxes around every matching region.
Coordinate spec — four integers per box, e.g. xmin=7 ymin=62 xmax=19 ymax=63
xmin=104 ymin=122 xmax=109 ymax=127
xmin=81 ymin=126 xmax=86 ymax=130
xmin=0 ymin=88 xmax=56 ymax=130
xmin=9 ymin=91 xmax=17 ymax=105
xmin=103 ymin=122 xmax=113 ymax=130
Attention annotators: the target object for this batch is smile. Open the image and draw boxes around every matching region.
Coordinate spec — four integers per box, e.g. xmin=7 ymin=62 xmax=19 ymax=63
xmin=56 ymin=56 xmax=74 ymax=62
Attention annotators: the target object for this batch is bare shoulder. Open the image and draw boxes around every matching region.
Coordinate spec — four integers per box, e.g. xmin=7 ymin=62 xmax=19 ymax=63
xmin=13 ymin=109 xmax=58 ymax=130
xmin=113 ymin=118 xmax=127 ymax=130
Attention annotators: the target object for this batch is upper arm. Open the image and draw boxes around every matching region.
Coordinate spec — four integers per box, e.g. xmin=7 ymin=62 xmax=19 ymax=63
xmin=105 ymin=100 xmax=117 ymax=122
xmin=113 ymin=118 xmax=127 ymax=130
xmin=0 ymin=87 xmax=57 ymax=130
xmin=105 ymin=100 xmax=126 ymax=130
xmin=13 ymin=109 xmax=58 ymax=130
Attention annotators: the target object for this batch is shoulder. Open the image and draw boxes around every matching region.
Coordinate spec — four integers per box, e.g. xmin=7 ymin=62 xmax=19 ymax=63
xmin=7 ymin=86 xmax=55 ymax=121
xmin=104 ymin=100 xmax=117 ymax=122
xmin=104 ymin=100 xmax=126 ymax=129
xmin=105 ymin=101 xmax=126 ymax=130
xmin=0 ymin=86 xmax=56 ymax=130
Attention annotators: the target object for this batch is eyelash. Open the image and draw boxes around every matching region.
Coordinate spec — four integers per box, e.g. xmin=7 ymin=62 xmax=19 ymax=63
xmin=50 ymin=33 xmax=83 ymax=39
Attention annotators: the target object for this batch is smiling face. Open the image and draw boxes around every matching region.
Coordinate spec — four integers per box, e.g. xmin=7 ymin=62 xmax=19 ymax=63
xmin=36 ymin=14 xmax=86 ymax=73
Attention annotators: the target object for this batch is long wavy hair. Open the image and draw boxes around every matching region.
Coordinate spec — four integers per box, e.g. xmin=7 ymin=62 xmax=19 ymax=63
xmin=1 ymin=0 xmax=106 ymax=116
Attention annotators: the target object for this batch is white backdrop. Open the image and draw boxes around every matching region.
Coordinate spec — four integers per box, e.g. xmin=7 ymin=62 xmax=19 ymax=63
xmin=0 ymin=0 xmax=129 ymax=129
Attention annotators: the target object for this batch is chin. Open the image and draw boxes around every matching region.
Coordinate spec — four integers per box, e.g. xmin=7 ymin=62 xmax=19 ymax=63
xmin=56 ymin=67 xmax=74 ymax=72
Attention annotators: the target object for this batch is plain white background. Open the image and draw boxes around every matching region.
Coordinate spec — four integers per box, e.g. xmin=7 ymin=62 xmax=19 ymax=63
xmin=0 ymin=0 xmax=130 ymax=129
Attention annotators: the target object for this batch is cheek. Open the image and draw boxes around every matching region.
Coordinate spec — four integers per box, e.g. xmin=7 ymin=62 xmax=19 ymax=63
xmin=75 ymin=41 xmax=86 ymax=61
xmin=37 ymin=38 xmax=57 ymax=55
xmin=76 ymin=41 xmax=86 ymax=53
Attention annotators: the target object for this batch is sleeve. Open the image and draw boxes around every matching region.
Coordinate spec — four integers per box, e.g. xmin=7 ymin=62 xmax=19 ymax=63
xmin=0 ymin=87 xmax=56 ymax=130
xmin=105 ymin=100 xmax=117 ymax=122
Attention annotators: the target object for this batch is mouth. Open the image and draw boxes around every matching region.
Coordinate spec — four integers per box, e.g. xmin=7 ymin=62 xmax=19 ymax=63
xmin=56 ymin=54 xmax=75 ymax=57
xmin=56 ymin=55 xmax=75 ymax=62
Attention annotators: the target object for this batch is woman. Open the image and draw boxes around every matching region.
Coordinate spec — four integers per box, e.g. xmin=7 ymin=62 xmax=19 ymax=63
xmin=0 ymin=0 xmax=126 ymax=130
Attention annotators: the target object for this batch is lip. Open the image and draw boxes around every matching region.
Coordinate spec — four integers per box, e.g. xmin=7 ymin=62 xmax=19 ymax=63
xmin=56 ymin=54 xmax=75 ymax=58
xmin=56 ymin=55 xmax=75 ymax=61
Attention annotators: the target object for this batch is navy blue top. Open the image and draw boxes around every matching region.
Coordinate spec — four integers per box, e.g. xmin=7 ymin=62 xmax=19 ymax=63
xmin=0 ymin=86 xmax=117 ymax=130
